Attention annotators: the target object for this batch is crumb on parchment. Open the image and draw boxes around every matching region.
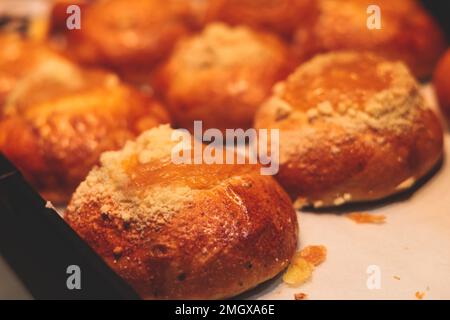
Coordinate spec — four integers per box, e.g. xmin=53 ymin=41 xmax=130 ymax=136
xmin=346 ymin=212 xmax=386 ymax=224
xmin=300 ymin=245 xmax=327 ymax=266
xmin=294 ymin=292 xmax=308 ymax=300
xmin=283 ymin=245 xmax=327 ymax=287
xmin=415 ymin=291 xmax=425 ymax=300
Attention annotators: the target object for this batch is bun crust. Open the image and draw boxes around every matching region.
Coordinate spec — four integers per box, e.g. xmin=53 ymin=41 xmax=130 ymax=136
xmin=66 ymin=0 xmax=197 ymax=74
xmin=0 ymin=34 xmax=62 ymax=109
xmin=255 ymin=52 xmax=443 ymax=207
xmin=156 ymin=23 xmax=292 ymax=131
xmin=0 ymin=45 xmax=170 ymax=203
xmin=293 ymin=0 xmax=447 ymax=78
xmin=434 ymin=49 xmax=450 ymax=122
xmin=206 ymin=0 xmax=317 ymax=37
xmin=65 ymin=126 xmax=298 ymax=299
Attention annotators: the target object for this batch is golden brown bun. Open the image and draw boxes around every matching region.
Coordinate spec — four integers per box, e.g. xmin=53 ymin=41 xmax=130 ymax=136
xmin=254 ymin=52 xmax=443 ymax=208
xmin=293 ymin=0 xmax=447 ymax=78
xmin=0 ymin=46 xmax=170 ymax=203
xmin=434 ymin=49 xmax=450 ymax=122
xmin=156 ymin=23 xmax=292 ymax=132
xmin=206 ymin=0 xmax=317 ymax=37
xmin=65 ymin=125 xmax=298 ymax=299
xmin=65 ymin=0 xmax=199 ymax=75
xmin=0 ymin=34 xmax=63 ymax=109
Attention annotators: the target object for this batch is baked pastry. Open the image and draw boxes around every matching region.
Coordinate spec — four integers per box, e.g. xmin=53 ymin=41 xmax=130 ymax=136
xmin=0 ymin=34 xmax=63 ymax=109
xmin=65 ymin=0 xmax=199 ymax=76
xmin=434 ymin=49 xmax=450 ymax=122
xmin=0 ymin=49 xmax=170 ymax=203
xmin=293 ymin=0 xmax=447 ymax=78
xmin=254 ymin=52 xmax=443 ymax=208
xmin=206 ymin=0 xmax=317 ymax=37
xmin=156 ymin=23 xmax=292 ymax=132
xmin=65 ymin=125 xmax=298 ymax=299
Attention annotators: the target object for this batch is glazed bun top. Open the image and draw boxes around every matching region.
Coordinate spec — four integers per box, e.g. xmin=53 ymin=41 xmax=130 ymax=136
xmin=257 ymin=51 xmax=426 ymax=136
xmin=68 ymin=125 xmax=258 ymax=232
xmin=164 ymin=23 xmax=288 ymax=73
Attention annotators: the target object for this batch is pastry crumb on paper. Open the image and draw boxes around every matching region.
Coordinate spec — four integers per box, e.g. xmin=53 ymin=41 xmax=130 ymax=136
xmin=346 ymin=212 xmax=386 ymax=224
xmin=294 ymin=292 xmax=308 ymax=300
xmin=283 ymin=245 xmax=327 ymax=287
xmin=393 ymin=275 xmax=401 ymax=280
xmin=415 ymin=291 xmax=425 ymax=300
xmin=300 ymin=245 xmax=327 ymax=266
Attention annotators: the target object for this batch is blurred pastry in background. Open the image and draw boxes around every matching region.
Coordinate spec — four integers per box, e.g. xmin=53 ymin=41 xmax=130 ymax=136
xmin=434 ymin=48 xmax=450 ymax=123
xmin=0 ymin=0 xmax=50 ymax=40
xmin=0 ymin=34 xmax=65 ymax=109
xmin=49 ymin=0 xmax=92 ymax=33
xmin=65 ymin=125 xmax=298 ymax=299
xmin=63 ymin=0 xmax=202 ymax=79
xmin=0 ymin=38 xmax=170 ymax=203
xmin=292 ymin=0 xmax=447 ymax=78
xmin=156 ymin=23 xmax=292 ymax=132
xmin=206 ymin=0 xmax=317 ymax=38
xmin=255 ymin=51 xmax=443 ymax=208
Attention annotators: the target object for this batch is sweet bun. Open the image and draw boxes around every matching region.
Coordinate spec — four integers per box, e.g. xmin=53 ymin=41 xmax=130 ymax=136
xmin=206 ymin=0 xmax=317 ymax=37
xmin=65 ymin=125 xmax=298 ymax=299
xmin=0 ymin=34 xmax=63 ymax=109
xmin=0 ymin=50 xmax=170 ymax=203
xmin=293 ymin=0 xmax=447 ymax=78
xmin=65 ymin=0 xmax=198 ymax=75
xmin=434 ymin=49 xmax=450 ymax=122
xmin=156 ymin=23 xmax=292 ymax=132
xmin=254 ymin=52 xmax=443 ymax=208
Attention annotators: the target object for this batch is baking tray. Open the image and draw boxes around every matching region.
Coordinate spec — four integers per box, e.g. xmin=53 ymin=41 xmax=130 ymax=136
xmin=0 ymin=156 xmax=139 ymax=299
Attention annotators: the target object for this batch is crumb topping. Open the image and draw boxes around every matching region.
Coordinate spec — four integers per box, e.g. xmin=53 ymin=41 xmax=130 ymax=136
xmin=67 ymin=125 xmax=196 ymax=231
xmin=270 ymin=52 xmax=426 ymax=135
xmin=179 ymin=23 xmax=279 ymax=68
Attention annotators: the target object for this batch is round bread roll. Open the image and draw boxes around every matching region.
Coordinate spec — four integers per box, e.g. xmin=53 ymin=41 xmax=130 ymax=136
xmin=65 ymin=0 xmax=199 ymax=75
xmin=156 ymin=23 xmax=292 ymax=132
xmin=65 ymin=125 xmax=298 ymax=299
xmin=254 ymin=52 xmax=443 ymax=208
xmin=0 ymin=50 xmax=170 ymax=203
xmin=293 ymin=0 xmax=447 ymax=78
xmin=0 ymin=34 xmax=63 ymax=109
xmin=206 ymin=0 xmax=317 ymax=37
xmin=434 ymin=49 xmax=450 ymax=122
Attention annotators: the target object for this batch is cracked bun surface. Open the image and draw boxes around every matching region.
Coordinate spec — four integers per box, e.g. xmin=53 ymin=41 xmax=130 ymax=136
xmin=292 ymin=0 xmax=447 ymax=78
xmin=65 ymin=125 xmax=298 ymax=299
xmin=434 ymin=49 xmax=450 ymax=122
xmin=254 ymin=52 xmax=443 ymax=208
xmin=0 ymin=42 xmax=170 ymax=203
xmin=156 ymin=23 xmax=292 ymax=132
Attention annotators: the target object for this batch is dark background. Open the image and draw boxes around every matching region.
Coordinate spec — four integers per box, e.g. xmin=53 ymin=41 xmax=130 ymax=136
xmin=421 ymin=0 xmax=450 ymax=41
